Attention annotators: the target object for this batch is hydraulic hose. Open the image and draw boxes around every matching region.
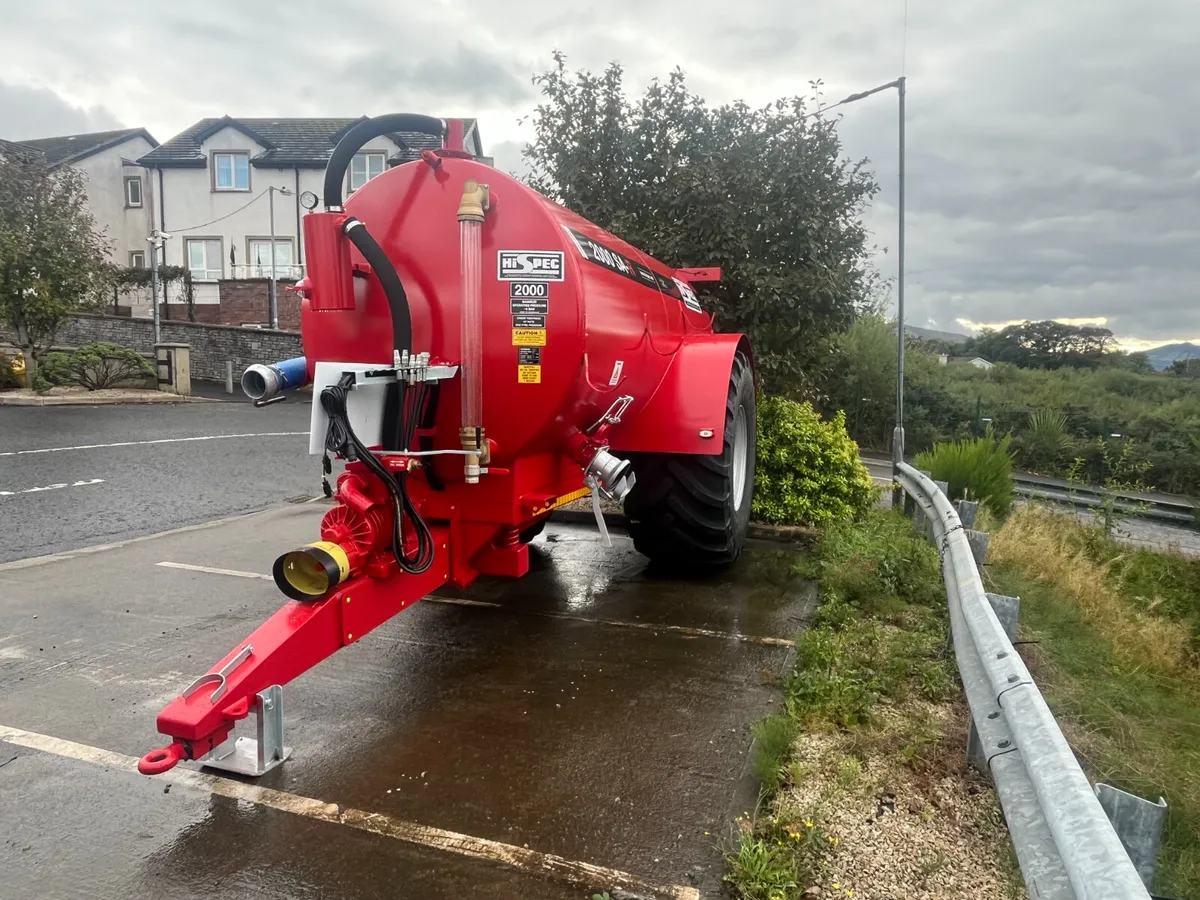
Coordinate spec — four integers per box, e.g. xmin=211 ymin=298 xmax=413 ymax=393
xmin=342 ymin=217 xmax=413 ymax=356
xmin=323 ymin=113 xmax=445 ymax=210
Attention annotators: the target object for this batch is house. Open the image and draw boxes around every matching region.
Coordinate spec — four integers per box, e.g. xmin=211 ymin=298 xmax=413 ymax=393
xmin=12 ymin=128 xmax=159 ymax=268
xmin=136 ymin=116 xmax=485 ymax=325
xmin=937 ymin=353 xmax=996 ymax=370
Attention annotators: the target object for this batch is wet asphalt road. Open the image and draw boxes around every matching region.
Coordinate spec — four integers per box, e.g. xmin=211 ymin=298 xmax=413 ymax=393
xmin=0 ymin=402 xmax=812 ymax=899
xmin=0 ymin=400 xmax=322 ymax=563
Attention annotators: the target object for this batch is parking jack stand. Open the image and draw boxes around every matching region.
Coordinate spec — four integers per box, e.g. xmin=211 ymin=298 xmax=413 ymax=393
xmin=198 ymin=684 xmax=291 ymax=776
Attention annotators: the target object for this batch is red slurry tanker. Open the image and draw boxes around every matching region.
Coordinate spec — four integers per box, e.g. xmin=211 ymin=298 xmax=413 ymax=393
xmin=138 ymin=115 xmax=756 ymax=776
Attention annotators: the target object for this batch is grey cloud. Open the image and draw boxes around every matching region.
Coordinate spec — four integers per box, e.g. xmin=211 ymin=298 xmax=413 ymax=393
xmin=0 ymin=80 xmax=123 ymax=140
xmin=342 ymin=44 xmax=531 ymax=106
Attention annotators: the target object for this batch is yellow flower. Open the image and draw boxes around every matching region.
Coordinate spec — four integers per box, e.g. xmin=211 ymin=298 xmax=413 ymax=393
xmin=833 ymin=883 xmax=840 ymax=890
xmin=804 ymin=819 xmax=814 ymax=828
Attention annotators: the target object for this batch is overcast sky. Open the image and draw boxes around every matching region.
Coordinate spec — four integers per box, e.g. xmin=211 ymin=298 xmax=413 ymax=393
xmin=2 ymin=0 xmax=1196 ymax=348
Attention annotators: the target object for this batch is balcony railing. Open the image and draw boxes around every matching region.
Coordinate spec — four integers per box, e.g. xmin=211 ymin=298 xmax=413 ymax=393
xmin=226 ymin=264 xmax=306 ymax=281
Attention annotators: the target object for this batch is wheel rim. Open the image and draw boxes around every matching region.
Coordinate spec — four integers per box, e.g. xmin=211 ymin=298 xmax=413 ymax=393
xmin=732 ymin=405 xmax=749 ymax=511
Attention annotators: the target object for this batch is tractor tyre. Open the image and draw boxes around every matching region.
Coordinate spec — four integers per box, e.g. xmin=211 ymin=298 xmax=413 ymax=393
xmin=624 ymin=351 xmax=755 ymax=567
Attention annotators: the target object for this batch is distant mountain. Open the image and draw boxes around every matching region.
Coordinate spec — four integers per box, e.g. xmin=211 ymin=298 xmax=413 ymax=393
xmin=904 ymin=325 xmax=971 ymax=346
xmin=1143 ymin=342 xmax=1200 ymax=371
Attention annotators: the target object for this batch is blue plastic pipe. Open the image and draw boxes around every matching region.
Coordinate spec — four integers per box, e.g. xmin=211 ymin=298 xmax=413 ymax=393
xmin=241 ymin=356 xmax=309 ymax=402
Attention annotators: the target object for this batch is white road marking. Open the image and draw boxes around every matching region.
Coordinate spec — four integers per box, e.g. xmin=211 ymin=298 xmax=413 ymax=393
xmin=0 ymin=478 xmax=105 ymax=498
xmin=155 ymin=561 xmax=794 ymax=647
xmin=155 ymin=560 xmax=272 ymax=580
xmin=0 ymin=724 xmax=698 ymax=900
xmin=0 ymin=432 xmax=307 ymax=458
xmin=0 ymin=510 xmax=268 ymax=572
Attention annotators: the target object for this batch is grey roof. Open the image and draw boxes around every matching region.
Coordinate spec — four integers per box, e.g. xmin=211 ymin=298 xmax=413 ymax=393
xmin=15 ymin=128 xmax=158 ymax=167
xmin=0 ymin=137 xmax=40 ymax=161
xmin=138 ymin=116 xmax=478 ymax=169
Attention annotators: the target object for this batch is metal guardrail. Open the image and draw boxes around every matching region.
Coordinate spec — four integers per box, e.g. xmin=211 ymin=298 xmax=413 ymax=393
xmin=894 ymin=462 xmax=1164 ymax=900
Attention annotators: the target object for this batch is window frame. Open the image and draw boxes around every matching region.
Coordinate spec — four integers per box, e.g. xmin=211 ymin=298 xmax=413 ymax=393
xmin=128 ymin=250 xmax=145 ymax=268
xmin=185 ymin=237 xmax=224 ymax=281
xmin=211 ymin=151 xmax=251 ymax=192
xmin=347 ymin=151 xmax=386 ymax=193
xmin=247 ymin=237 xmax=295 ymax=278
xmin=124 ymin=175 xmax=143 ymax=208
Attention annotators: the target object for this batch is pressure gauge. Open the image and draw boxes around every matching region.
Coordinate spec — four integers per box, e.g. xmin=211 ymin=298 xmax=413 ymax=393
xmin=299 ymin=190 xmax=319 ymax=210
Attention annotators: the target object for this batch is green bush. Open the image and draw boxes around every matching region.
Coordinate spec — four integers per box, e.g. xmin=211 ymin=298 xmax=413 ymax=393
xmin=48 ymin=342 xmax=154 ymax=391
xmin=916 ymin=434 xmax=1016 ymax=517
xmin=753 ymin=396 xmax=878 ymax=526
xmin=39 ymin=351 xmax=74 ymax=386
xmin=0 ymin=356 xmax=20 ymax=390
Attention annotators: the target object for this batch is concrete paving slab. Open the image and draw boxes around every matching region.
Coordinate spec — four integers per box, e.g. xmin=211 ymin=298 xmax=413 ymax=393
xmin=1 ymin=505 xmax=813 ymax=898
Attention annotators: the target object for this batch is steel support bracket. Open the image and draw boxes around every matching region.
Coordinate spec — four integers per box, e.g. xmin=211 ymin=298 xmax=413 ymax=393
xmin=197 ymin=684 xmax=291 ymax=777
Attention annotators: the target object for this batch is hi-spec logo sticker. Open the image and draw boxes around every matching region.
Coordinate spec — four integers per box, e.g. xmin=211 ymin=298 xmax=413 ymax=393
xmin=563 ymin=226 xmax=703 ymax=312
xmin=498 ymin=251 xmax=564 ymax=282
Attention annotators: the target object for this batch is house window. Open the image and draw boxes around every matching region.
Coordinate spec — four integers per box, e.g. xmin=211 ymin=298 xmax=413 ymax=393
xmin=186 ymin=238 xmax=223 ymax=280
xmin=249 ymin=239 xmax=294 ymax=277
xmin=213 ymin=152 xmax=250 ymax=191
xmin=124 ymin=176 xmax=142 ymax=207
xmin=128 ymin=250 xmax=145 ymax=268
xmin=348 ymin=152 xmax=385 ymax=192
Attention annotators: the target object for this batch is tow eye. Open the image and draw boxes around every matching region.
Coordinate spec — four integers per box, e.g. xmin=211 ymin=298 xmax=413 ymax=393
xmin=137 ymin=645 xmax=292 ymax=777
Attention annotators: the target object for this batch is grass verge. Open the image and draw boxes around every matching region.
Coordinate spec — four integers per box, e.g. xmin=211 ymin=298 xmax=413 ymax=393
xmin=726 ymin=509 xmax=1025 ymax=900
xmin=988 ymin=505 xmax=1200 ymax=897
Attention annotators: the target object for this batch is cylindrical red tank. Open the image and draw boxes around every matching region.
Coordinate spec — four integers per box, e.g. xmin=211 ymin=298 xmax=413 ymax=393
xmin=301 ymin=156 xmax=712 ymax=466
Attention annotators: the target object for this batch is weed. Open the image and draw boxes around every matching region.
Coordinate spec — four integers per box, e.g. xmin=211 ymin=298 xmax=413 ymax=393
xmin=918 ymin=852 xmax=949 ymax=879
xmin=835 ymin=755 xmax=862 ymax=790
xmin=753 ymin=714 xmax=800 ymax=794
xmin=899 ymin=715 xmax=943 ymax=770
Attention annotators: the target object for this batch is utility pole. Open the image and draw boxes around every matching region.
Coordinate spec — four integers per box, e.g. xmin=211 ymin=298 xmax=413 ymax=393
xmin=147 ymin=232 xmax=163 ymax=344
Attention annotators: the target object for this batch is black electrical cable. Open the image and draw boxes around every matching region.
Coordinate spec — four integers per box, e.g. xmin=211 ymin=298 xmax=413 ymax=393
xmin=320 ymin=374 xmax=434 ymax=575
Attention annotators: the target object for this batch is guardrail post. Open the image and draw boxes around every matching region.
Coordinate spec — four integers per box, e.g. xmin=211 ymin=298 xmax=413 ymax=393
xmin=1094 ymin=784 xmax=1167 ymax=890
xmin=966 ymin=530 xmax=990 ymax=567
xmin=967 ymin=593 xmax=1021 ymax=772
xmin=954 ymin=498 xmax=979 ymax=528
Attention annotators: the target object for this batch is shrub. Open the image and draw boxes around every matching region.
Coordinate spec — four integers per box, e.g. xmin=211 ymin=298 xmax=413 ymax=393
xmin=1018 ymin=409 xmax=1071 ymax=472
xmin=39 ymin=351 xmax=74 ymax=386
xmin=753 ymin=396 xmax=878 ymax=526
xmin=915 ymin=433 xmax=1015 ymax=517
xmin=0 ymin=355 xmax=20 ymax=390
xmin=48 ymin=342 xmax=153 ymax=391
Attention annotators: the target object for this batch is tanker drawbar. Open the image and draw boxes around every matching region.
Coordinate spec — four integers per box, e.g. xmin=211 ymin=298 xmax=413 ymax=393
xmin=136 ymin=113 xmax=757 ymax=777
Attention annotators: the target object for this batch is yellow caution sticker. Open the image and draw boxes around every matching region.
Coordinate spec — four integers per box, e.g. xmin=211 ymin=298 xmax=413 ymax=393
xmin=512 ymin=328 xmax=547 ymax=347
xmin=518 ymin=365 xmax=542 ymax=384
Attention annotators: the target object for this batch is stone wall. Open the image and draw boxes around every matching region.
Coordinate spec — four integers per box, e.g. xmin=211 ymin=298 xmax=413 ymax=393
xmin=57 ymin=314 xmax=303 ymax=383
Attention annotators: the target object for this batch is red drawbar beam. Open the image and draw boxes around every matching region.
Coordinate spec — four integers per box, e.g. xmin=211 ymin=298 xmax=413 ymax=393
xmin=138 ymin=524 xmax=450 ymax=774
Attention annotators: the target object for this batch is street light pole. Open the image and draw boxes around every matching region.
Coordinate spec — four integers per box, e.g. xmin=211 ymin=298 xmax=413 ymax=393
xmin=268 ymin=186 xmax=277 ymax=329
xmin=266 ymin=186 xmax=293 ymax=330
xmin=832 ymin=76 xmax=907 ymax=469
xmin=896 ymin=75 xmax=906 ymax=469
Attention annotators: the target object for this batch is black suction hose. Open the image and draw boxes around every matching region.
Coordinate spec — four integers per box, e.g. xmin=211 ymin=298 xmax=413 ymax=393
xmin=322 ymin=114 xmax=445 ymax=357
xmin=342 ymin=217 xmax=413 ymax=357
xmin=323 ymin=113 xmax=445 ymax=210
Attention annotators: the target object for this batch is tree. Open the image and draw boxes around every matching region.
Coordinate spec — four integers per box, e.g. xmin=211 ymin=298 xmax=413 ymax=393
xmin=965 ymin=320 xmax=1136 ymax=370
xmin=0 ymin=151 xmax=113 ymax=379
xmin=522 ymin=53 xmax=882 ymax=395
